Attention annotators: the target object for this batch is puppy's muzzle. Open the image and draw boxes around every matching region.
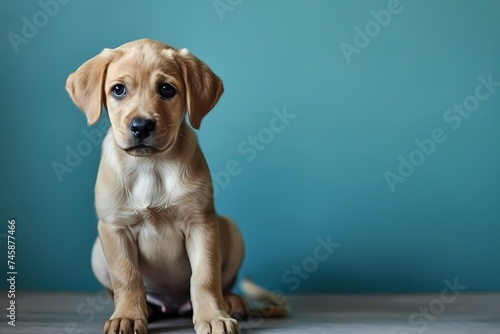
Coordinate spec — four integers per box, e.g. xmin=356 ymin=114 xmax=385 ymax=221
xmin=125 ymin=118 xmax=160 ymax=156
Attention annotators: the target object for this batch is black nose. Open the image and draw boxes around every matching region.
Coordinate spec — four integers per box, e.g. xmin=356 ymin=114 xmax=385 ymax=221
xmin=130 ymin=118 xmax=156 ymax=140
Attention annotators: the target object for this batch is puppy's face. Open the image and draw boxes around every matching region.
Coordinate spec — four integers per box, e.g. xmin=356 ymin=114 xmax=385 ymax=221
xmin=104 ymin=45 xmax=186 ymax=156
xmin=66 ymin=39 xmax=223 ymax=157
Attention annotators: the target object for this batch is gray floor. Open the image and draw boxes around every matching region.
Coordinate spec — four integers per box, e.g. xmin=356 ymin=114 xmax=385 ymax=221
xmin=1 ymin=292 xmax=499 ymax=333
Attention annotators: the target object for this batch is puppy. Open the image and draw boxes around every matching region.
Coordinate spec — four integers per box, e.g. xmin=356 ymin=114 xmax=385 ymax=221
xmin=66 ymin=39 xmax=247 ymax=334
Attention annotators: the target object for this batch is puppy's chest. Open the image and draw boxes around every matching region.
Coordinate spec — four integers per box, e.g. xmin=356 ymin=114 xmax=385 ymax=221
xmin=129 ymin=163 xmax=186 ymax=213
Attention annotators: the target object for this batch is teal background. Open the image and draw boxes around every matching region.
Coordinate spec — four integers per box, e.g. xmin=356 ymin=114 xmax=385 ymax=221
xmin=1 ymin=0 xmax=499 ymax=293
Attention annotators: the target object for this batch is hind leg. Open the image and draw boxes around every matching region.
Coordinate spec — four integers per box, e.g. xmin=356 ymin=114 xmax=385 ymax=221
xmin=91 ymin=236 xmax=113 ymax=291
xmin=224 ymin=293 xmax=249 ymax=320
xmin=218 ymin=216 xmax=249 ymax=319
xmin=219 ymin=216 xmax=244 ymax=290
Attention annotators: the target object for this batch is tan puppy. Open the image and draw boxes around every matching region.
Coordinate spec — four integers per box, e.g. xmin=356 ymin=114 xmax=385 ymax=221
xmin=66 ymin=39 xmax=247 ymax=334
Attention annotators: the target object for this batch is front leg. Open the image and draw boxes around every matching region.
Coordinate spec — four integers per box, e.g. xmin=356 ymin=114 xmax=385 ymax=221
xmin=186 ymin=213 xmax=239 ymax=334
xmin=98 ymin=220 xmax=148 ymax=334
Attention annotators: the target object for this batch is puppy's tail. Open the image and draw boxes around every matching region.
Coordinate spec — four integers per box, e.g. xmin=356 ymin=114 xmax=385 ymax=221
xmin=240 ymin=276 xmax=289 ymax=317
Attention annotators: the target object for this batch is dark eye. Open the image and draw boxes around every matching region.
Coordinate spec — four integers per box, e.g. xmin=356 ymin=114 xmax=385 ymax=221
xmin=158 ymin=83 xmax=176 ymax=99
xmin=112 ymin=84 xmax=127 ymax=98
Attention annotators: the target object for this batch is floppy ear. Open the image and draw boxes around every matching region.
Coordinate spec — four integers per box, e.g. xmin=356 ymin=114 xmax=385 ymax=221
xmin=175 ymin=49 xmax=224 ymax=130
xmin=65 ymin=48 xmax=114 ymax=125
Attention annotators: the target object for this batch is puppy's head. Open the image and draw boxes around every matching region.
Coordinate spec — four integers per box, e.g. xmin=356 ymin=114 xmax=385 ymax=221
xmin=66 ymin=39 xmax=223 ymax=157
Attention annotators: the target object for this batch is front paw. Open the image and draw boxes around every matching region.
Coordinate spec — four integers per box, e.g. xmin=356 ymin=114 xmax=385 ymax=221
xmin=194 ymin=312 xmax=239 ymax=334
xmin=104 ymin=317 xmax=147 ymax=334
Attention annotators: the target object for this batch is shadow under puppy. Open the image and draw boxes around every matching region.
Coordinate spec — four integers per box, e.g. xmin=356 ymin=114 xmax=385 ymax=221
xmin=66 ymin=39 xmax=285 ymax=334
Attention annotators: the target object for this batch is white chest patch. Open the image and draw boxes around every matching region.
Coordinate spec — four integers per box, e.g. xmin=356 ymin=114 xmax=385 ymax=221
xmin=130 ymin=161 xmax=186 ymax=211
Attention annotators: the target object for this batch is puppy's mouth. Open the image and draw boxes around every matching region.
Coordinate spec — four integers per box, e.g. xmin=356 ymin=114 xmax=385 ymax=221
xmin=123 ymin=140 xmax=173 ymax=157
xmin=125 ymin=145 xmax=160 ymax=157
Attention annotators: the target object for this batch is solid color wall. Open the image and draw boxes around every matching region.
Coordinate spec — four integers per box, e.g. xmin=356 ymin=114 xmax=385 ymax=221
xmin=1 ymin=0 xmax=499 ymax=293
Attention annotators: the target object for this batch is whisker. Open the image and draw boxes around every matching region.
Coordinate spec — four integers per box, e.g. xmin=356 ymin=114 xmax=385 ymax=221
xmin=178 ymin=133 xmax=195 ymax=146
